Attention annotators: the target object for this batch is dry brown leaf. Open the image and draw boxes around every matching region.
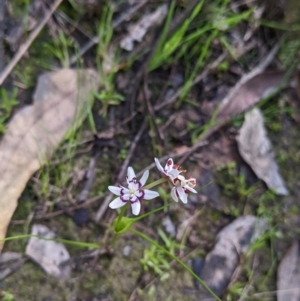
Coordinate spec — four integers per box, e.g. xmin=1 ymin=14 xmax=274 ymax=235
xmin=277 ymin=242 xmax=300 ymax=301
xmin=0 ymin=69 xmax=98 ymax=251
xmin=119 ymin=4 xmax=167 ymax=51
xmin=236 ymin=107 xmax=288 ymax=195
xmin=217 ymin=71 xmax=286 ymax=121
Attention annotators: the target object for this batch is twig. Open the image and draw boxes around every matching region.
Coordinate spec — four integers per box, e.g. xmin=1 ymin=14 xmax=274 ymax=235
xmin=95 ymin=121 xmax=147 ymax=221
xmin=218 ymin=40 xmax=282 ymax=112
xmin=0 ymin=257 xmax=28 ymax=280
xmin=55 ymin=10 xmax=93 ymax=39
xmin=76 ymin=153 xmax=99 ymax=203
xmin=0 ymin=0 xmax=6 ymax=73
xmin=143 ymin=72 xmax=165 ymax=147
xmin=69 ymin=0 xmax=149 ymax=65
xmin=10 ymin=195 xmax=103 ymax=222
xmin=0 ymin=0 xmax=64 ymax=85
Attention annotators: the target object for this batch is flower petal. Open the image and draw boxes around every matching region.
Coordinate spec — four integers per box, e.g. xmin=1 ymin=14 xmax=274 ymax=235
xmin=154 ymin=158 xmax=165 ymax=173
xmin=109 ymin=197 xmax=127 ymax=209
xmin=128 ymin=181 xmax=140 ymax=190
xmin=127 ymin=166 xmax=136 ymax=182
xmin=143 ymin=189 xmax=159 ymax=200
xmin=171 ymin=187 xmax=179 ymax=202
xmin=120 ymin=192 xmax=131 ymax=201
xmin=139 ymin=170 xmax=149 ymax=186
xmin=108 ymin=186 xmax=122 ymax=195
xmin=185 ymin=185 xmax=197 ymax=193
xmin=177 ymin=187 xmax=188 ymax=204
xmin=164 ymin=158 xmax=174 ymax=172
xmin=130 ymin=198 xmax=141 ymax=215
xmin=168 ymin=169 xmax=180 ymax=179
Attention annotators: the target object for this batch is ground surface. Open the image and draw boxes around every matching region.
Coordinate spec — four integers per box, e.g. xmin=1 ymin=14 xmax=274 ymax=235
xmin=1 ymin=0 xmax=300 ymax=300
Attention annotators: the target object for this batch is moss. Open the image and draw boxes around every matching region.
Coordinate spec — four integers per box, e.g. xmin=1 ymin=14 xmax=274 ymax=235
xmin=3 ymin=262 xmax=71 ymax=301
xmin=106 ymin=237 xmax=144 ymax=300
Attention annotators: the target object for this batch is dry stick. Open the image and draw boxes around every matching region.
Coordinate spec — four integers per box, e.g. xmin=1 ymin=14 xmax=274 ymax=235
xmin=77 ymin=153 xmax=99 ymax=203
xmin=143 ymin=72 xmax=165 ymax=146
xmin=0 ymin=0 xmax=64 ymax=85
xmin=95 ymin=121 xmax=147 ymax=221
xmin=0 ymin=257 xmax=28 ymax=280
xmin=218 ymin=40 xmax=282 ymax=112
xmin=69 ymin=0 xmax=149 ymax=65
xmin=10 ymin=195 xmax=102 ymax=223
xmin=0 ymin=0 xmax=7 ymax=73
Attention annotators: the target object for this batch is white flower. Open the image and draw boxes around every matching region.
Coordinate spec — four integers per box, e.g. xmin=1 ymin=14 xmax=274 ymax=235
xmin=154 ymin=157 xmax=182 ymax=181
xmin=171 ymin=175 xmax=197 ymax=203
xmin=108 ymin=167 xmax=159 ymax=215
xmin=154 ymin=158 xmax=197 ymax=203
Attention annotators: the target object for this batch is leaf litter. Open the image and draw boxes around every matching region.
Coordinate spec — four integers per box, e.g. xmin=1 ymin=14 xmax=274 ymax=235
xmin=277 ymin=241 xmax=300 ymax=301
xmin=236 ymin=107 xmax=288 ymax=195
xmin=0 ymin=252 xmax=25 ymax=280
xmin=216 ymin=71 xmax=287 ymax=121
xmin=0 ymin=69 xmax=98 ymax=251
xmin=119 ymin=4 xmax=167 ymax=51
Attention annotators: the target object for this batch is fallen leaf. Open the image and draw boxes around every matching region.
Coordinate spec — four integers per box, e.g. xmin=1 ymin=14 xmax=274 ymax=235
xmin=236 ymin=107 xmax=288 ymax=195
xmin=0 ymin=69 xmax=98 ymax=251
xmin=0 ymin=252 xmax=26 ymax=280
xmin=25 ymin=224 xmax=71 ymax=279
xmin=277 ymin=241 xmax=300 ymax=301
xmin=195 ymin=215 xmax=267 ymax=299
xmin=119 ymin=4 xmax=167 ymax=51
xmin=217 ymin=71 xmax=286 ymax=121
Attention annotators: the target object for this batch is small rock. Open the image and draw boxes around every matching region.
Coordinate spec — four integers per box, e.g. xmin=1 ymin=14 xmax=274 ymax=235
xmin=25 ymin=224 xmax=71 ymax=279
xmin=123 ymin=245 xmax=132 ymax=257
xmin=162 ymin=216 xmax=176 ymax=237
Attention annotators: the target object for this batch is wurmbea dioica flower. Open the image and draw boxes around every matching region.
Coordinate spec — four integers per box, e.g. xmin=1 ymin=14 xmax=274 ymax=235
xmin=155 ymin=158 xmax=197 ymax=203
xmin=108 ymin=167 xmax=159 ymax=215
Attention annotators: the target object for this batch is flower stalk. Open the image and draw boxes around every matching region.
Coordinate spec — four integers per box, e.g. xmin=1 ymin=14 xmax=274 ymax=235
xmin=142 ymin=177 xmax=167 ymax=190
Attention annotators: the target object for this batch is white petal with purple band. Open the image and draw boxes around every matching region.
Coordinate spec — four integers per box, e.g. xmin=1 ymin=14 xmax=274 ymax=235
xmin=108 ymin=166 xmax=159 ymax=215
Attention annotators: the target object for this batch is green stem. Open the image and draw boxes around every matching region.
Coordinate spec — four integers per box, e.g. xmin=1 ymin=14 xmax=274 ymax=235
xmin=1 ymin=234 xmax=99 ymax=249
xmin=131 ymin=229 xmax=222 ymax=301
xmin=117 ymin=203 xmax=128 ymax=224
xmin=133 ymin=202 xmax=173 ymax=222
xmin=143 ymin=177 xmax=168 ymax=190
